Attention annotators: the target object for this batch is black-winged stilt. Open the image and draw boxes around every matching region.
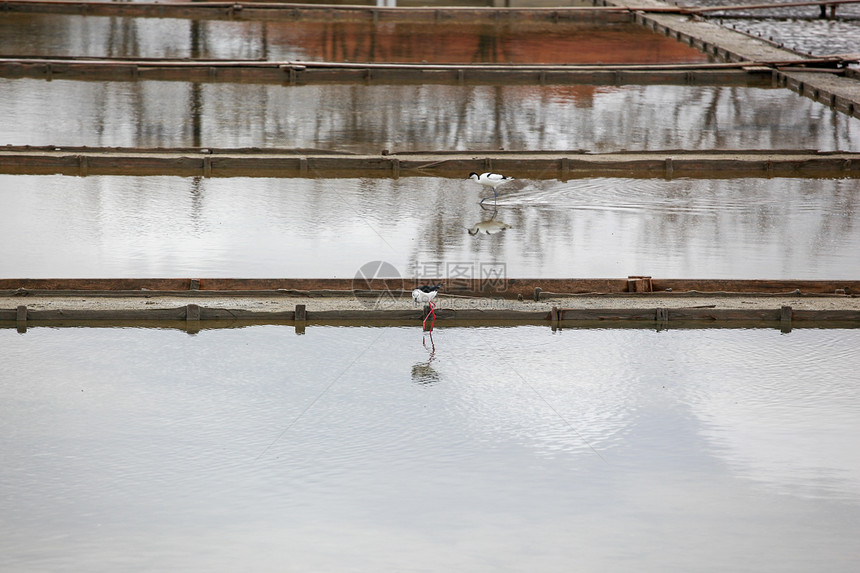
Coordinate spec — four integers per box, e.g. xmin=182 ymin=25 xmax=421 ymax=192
xmin=412 ymin=283 xmax=442 ymax=331
xmin=469 ymin=172 xmax=514 ymax=206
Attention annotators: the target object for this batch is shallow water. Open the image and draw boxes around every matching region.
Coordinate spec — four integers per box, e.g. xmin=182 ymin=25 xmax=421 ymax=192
xmin=1 ymin=174 xmax=858 ymax=279
xmin=2 ymin=80 xmax=859 ymax=152
xmin=0 ymin=15 xmax=708 ymax=64
xmin=1 ymin=325 xmax=859 ymax=572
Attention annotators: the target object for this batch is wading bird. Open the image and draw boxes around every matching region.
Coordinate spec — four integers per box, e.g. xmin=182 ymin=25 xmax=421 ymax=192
xmin=412 ymin=284 xmax=443 ymax=331
xmin=469 ymin=172 xmax=514 ymax=206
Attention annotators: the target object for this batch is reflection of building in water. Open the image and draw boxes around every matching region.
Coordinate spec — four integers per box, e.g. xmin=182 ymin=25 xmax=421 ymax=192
xmin=266 ymin=20 xmax=709 ymax=64
xmin=0 ymin=15 xmax=710 ymax=64
xmin=10 ymin=80 xmax=857 ymax=153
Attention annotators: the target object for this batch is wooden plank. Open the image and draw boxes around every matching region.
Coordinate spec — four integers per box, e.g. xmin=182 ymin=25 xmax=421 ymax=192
xmin=793 ymin=309 xmax=860 ymax=322
xmin=3 ymin=305 xmax=859 ymax=329
xmin=652 ymin=279 xmax=859 ymax=294
xmin=3 ymin=278 xmax=860 ymax=297
xmin=3 ymin=56 xmax=845 ymax=71
xmin=23 ymin=308 xmax=189 ymax=321
xmin=2 ymin=148 xmax=860 ymax=179
xmin=0 ymin=58 xmax=785 ymax=86
xmin=560 ymin=308 xmax=658 ymax=320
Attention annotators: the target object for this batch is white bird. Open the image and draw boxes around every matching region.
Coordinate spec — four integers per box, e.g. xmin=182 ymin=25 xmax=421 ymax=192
xmin=412 ymin=284 xmax=443 ymax=331
xmin=469 ymin=172 xmax=514 ymax=205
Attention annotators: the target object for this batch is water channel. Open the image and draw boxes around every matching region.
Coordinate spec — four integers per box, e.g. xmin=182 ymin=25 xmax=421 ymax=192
xmin=3 ymin=79 xmax=859 ymax=152
xmin=1 ymin=325 xmax=859 ymax=572
xmin=2 ymin=174 xmax=858 ymax=279
xmin=0 ymin=15 xmax=711 ymax=64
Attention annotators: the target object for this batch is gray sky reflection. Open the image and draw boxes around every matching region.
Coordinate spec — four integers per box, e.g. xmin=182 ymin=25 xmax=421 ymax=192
xmin=1 ymin=326 xmax=859 ymax=571
xmin=1 ymin=175 xmax=858 ymax=279
xmin=3 ymin=80 xmax=860 ymax=152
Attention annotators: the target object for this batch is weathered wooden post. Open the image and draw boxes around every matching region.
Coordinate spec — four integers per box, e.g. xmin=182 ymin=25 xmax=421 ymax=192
xmin=780 ymin=305 xmax=793 ymax=333
xmin=295 ymin=304 xmax=306 ymax=335
xmin=16 ymin=305 xmax=27 ymax=334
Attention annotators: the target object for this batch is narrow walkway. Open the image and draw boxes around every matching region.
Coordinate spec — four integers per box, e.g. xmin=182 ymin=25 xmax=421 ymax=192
xmin=2 ymin=148 xmax=859 ymax=178
xmin=604 ymin=0 xmax=860 ymax=117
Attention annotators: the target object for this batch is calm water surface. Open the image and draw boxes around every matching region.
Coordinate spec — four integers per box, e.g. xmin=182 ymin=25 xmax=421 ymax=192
xmin=0 ymin=15 xmax=707 ymax=64
xmin=2 ymin=80 xmax=859 ymax=152
xmin=1 ymin=174 xmax=858 ymax=279
xmin=1 ymin=325 xmax=859 ymax=572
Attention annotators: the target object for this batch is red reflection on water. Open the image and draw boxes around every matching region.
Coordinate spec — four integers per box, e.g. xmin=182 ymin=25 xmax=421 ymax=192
xmin=268 ymin=22 xmax=710 ymax=64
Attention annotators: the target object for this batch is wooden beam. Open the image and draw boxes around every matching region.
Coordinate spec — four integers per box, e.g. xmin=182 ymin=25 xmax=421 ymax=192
xmin=0 ymin=56 xmax=798 ymax=86
xmin=1 ymin=147 xmax=859 ymax=179
xmin=2 ymin=278 xmax=859 ymax=297
xmin=2 ymin=305 xmax=858 ymax=329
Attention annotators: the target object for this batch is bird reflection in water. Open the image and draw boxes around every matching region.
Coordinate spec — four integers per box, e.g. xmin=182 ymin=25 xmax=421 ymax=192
xmin=468 ymin=207 xmax=512 ymax=236
xmin=412 ymin=332 xmax=439 ymax=386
